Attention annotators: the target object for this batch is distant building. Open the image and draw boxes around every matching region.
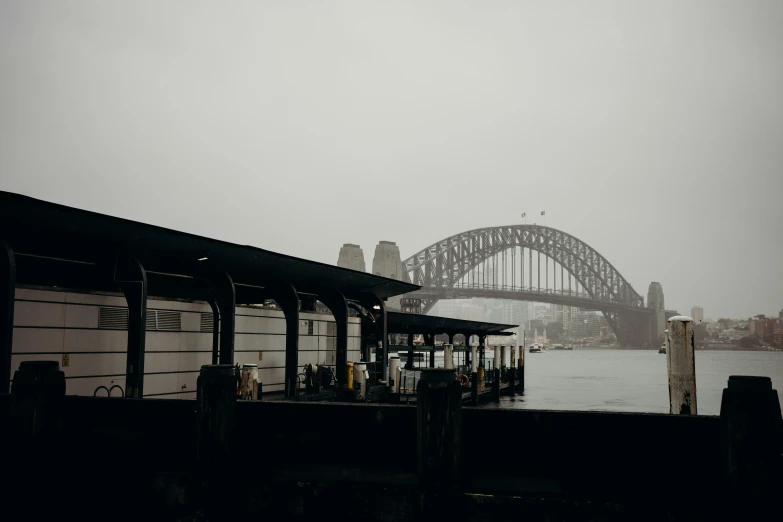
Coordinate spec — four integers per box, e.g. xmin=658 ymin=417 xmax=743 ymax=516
xmin=774 ymin=310 xmax=783 ymax=345
xmin=748 ymin=315 xmax=777 ymax=341
xmin=690 ymin=306 xmax=704 ymax=324
xmin=723 ymin=328 xmax=747 ymax=341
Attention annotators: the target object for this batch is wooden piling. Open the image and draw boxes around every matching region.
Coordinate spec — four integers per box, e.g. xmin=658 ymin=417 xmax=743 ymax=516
xmin=666 ymin=316 xmax=697 ymax=415
xmin=197 ymin=364 xmax=237 ymax=470
xmin=10 ymin=360 xmax=65 ymax=441
xmin=720 ymin=375 xmax=782 ymax=506
xmin=417 ymin=369 xmax=461 ymax=487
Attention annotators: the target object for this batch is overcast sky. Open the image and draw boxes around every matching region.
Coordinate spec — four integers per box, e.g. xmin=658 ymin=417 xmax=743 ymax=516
xmin=1 ymin=1 xmax=781 ymax=319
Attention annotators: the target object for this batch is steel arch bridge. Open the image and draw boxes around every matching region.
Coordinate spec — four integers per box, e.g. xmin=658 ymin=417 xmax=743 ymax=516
xmin=401 ymin=225 xmax=654 ymax=347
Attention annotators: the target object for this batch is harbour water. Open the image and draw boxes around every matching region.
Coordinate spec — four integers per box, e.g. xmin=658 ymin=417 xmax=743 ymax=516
xmin=492 ymin=349 xmax=783 ymax=415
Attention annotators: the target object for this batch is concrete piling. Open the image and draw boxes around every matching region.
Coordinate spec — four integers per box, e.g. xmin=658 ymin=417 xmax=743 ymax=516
xmin=417 ymin=369 xmax=462 ymax=487
xmin=443 ymin=344 xmax=454 ymax=370
xmin=666 ymin=316 xmax=697 ymax=415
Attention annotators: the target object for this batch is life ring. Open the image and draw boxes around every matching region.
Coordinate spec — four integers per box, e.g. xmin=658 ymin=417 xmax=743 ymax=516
xmin=458 ymin=374 xmax=469 ymax=386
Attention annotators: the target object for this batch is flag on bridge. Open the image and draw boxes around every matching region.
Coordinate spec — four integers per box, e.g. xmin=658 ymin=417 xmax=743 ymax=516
xmin=521 ymin=212 xmax=526 ymax=218
xmin=541 ymin=211 xmax=546 ymax=216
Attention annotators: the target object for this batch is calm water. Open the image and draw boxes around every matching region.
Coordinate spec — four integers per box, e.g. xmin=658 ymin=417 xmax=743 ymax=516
xmin=491 ymin=349 xmax=783 ymax=415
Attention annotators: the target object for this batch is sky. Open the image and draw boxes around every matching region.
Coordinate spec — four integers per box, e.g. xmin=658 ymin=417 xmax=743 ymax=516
xmin=1 ymin=1 xmax=781 ymax=319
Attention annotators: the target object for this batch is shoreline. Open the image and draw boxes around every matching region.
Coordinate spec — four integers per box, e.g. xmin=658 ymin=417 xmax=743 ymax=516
xmin=572 ymin=344 xmax=782 ymax=352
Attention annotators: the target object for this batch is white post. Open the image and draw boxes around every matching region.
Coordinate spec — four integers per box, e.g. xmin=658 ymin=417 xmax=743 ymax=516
xmin=470 ymin=345 xmax=478 ymax=373
xmin=500 ymin=346 xmax=507 ymax=369
xmin=667 ymin=316 xmax=697 ymax=415
xmin=493 ymin=346 xmax=501 ymax=370
xmin=443 ymin=344 xmax=454 ymax=370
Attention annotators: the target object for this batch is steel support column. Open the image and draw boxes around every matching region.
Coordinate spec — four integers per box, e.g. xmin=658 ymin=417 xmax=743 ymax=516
xmin=269 ymin=283 xmax=300 ymax=398
xmin=206 ymin=271 xmax=236 ymax=365
xmin=114 ymin=254 xmax=147 ymax=399
xmin=424 ymin=333 xmax=435 ymax=368
xmin=0 ymin=241 xmax=16 ymax=393
xmin=360 ymin=293 xmax=388 ymax=382
xmin=208 ymin=300 xmax=220 ymax=365
xmin=318 ymin=289 xmax=349 ymax=387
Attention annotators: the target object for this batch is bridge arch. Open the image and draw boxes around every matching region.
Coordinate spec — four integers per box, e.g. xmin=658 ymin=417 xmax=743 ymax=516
xmin=401 ymin=225 xmax=650 ymax=346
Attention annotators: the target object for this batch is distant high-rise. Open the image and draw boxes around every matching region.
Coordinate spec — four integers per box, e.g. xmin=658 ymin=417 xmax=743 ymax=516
xmin=690 ymin=306 xmax=704 ymax=324
xmin=336 ymin=243 xmax=366 ymax=272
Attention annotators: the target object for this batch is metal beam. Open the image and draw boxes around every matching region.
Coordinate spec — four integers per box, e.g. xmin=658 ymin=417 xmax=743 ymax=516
xmin=0 ymin=241 xmax=15 ymax=393
xmin=113 ymin=253 xmax=147 ymax=399
xmin=318 ymin=289 xmax=349 ymax=387
xmin=269 ymin=283 xmax=300 ymax=398
xmin=361 ymin=293 xmax=388 ymax=382
xmin=201 ymin=271 xmax=236 ymax=365
xmin=208 ymin=300 xmax=220 ymax=365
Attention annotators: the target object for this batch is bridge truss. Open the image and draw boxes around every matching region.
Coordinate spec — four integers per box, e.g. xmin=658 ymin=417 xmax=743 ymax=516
xmin=401 ymin=225 xmax=653 ymax=347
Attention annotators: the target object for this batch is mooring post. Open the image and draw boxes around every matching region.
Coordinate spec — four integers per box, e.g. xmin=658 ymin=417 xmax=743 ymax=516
xmin=417 ymin=368 xmax=462 ymax=487
xmin=667 ymin=316 xmax=697 ymax=414
xmin=9 ymin=360 xmax=66 ymax=516
xmin=197 ymin=363 xmax=237 ymax=510
xmin=519 ymin=335 xmax=525 ymax=393
xmin=443 ymin=343 xmax=454 ymax=370
xmin=720 ymin=375 xmax=782 ymax=513
xmin=508 ymin=366 xmax=516 ymax=396
xmin=10 ymin=360 xmax=65 ymax=443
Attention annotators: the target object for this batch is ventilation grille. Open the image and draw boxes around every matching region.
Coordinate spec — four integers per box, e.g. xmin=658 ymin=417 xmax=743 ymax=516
xmin=145 ymin=310 xmax=182 ymax=331
xmin=99 ymin=308 xmax=129 ymax=329
xmin=200 ymin=312 xmax=215 ymax=333
xmin=155 ymin=310 xmax=182 ymax=331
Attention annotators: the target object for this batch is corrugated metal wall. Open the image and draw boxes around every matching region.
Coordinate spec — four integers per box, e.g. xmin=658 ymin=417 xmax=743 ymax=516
xmin=10 ymin=287 xmax=361 ymax=398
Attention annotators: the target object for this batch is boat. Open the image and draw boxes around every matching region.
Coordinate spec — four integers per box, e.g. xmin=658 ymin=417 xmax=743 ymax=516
xmin=529 ymin=343 xmax=545 ymax=353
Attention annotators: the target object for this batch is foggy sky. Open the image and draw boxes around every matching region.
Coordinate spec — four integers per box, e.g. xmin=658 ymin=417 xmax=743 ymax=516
xmin=1 ymin=1 xmax=781 ymax=319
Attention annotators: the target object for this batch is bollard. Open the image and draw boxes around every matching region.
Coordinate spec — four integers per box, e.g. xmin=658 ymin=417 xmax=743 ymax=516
xmin=9 ymin=361 xmax=67 ymax=513
xmin=470 ymin=371 xmax=478 ymax=405
xmin=417 ymin=369 xmax=461 ymax=487
xmin=519 ymin=345 xmax=525 ymax=393
xmin=197 ymin=365 xmax=237 ymax=470
xmin=10 ymin=360 xmax=65 ymax=442
xmin=720 ymin=375 xmax=782 ymax=506
xmin=443 ymin=344 xmax=454 ymax=370
xmin=666 ymin=316 xmax=697 ymax=414
xmin=508 ymin=366 xmax=516 ymax=395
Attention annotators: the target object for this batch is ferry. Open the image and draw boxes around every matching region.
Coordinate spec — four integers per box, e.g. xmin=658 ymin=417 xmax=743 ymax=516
xmin=551 ymin=344 xmax=573 ymax=350
xmin=528 ymin=343 xmax=545 ymax=353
